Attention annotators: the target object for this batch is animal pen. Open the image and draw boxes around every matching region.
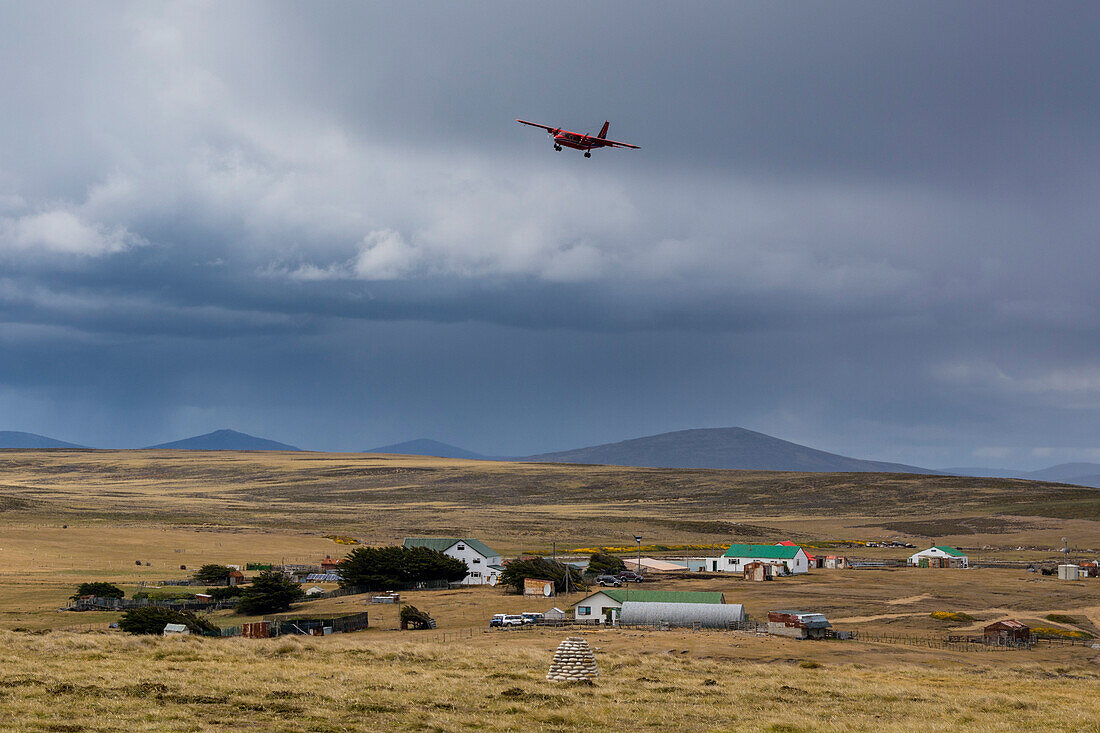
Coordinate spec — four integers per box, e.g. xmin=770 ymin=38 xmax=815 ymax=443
xmin=261 ymin=611 xmax=370 ymax=636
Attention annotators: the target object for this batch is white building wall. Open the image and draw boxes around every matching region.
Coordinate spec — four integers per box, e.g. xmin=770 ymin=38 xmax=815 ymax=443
xmin=718 ymin=549 xmax=809 ymax=574
xmin=572 ymin=592 xmax=622 ymax=624
xmin=442 ymin=542 xmax=504 ymax=585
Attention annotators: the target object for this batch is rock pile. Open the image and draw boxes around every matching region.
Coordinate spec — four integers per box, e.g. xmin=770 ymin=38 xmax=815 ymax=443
xmin=546 ymin=636 xmax=598 ymax=682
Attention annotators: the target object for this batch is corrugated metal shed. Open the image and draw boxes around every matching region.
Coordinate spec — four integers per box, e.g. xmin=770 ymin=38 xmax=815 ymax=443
xmin=619 ymin=600 xmax=745 ymax=627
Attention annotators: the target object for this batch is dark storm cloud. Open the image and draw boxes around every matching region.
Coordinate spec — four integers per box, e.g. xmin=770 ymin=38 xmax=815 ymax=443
xmin=1 ymin=1 xmax=1099 ymax=466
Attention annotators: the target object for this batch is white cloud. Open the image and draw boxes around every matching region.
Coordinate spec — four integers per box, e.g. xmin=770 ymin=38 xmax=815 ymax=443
xmin=353 ymin=230 xmax=421 ymax=280
xmin=0 ymin=209 xmax=144 ymax=256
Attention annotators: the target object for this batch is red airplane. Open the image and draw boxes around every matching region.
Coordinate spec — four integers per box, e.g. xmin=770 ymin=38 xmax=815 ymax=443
xmin=516 ymin=119 xmax=639 ymax=157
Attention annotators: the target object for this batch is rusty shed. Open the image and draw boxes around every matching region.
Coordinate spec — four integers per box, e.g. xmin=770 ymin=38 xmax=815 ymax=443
xmin=983 ymin=620 xmax=1030 ymax=646
xmin=743 ymin=561 xmax=773 ymax=582
xmin=767 ymin=610 xmax=831 ymax=639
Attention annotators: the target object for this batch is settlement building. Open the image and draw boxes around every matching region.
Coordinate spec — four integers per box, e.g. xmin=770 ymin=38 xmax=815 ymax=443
xmin=908 ymin=546 xmax=969 ymax=568
xmin=767 ymin=610 xmax=831 ymax=639
xmin=402 ymin=537 xmax=504 ymax=585
xmin=162 ymin=623 xmax=190 ymax=636
xmin=619 ymin=600 xmax=745 ymax=628
xmin=776 ymin=541 xmax=822 ymax=569
xmin=571 ymin=589 xmax=726 ymax=625
xmin=984 ymin=620 xmax=1030 ymax=646
xmin=712 ymin=544 xmax=810 ymax=574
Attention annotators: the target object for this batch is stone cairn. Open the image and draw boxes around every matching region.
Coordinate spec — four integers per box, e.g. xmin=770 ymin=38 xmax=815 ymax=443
xmin=546 ymin=636 xmax=599 ymax=683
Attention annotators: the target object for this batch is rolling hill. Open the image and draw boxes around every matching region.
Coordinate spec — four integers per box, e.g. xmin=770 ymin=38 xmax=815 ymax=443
xmin=944 ymin=462 xmax=1100 ymax=488
xmin=524 ymin=427 xmax=938 ymax=473
xmin=364 ymin=438 xmax=488 ymax=460
xmin=144 ymin=429 xmax=301 ymax=451
xmin=0 ymin=431 xmax=87 ymax=449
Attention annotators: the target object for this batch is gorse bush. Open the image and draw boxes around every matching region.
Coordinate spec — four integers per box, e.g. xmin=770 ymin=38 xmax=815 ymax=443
xmin=337 ymin=546 xmax=468 ymax=589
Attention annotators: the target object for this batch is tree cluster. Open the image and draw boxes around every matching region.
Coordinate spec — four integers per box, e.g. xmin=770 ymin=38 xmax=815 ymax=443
xmin=586 ymin=550 xmax=626 ymax=576
xmin=336 ymin=546 xmax=468 ymax=589
xmin=498 ymin=557 xmax=585 ymax=595
xmin=399 ymin=604 xmax=435 ymax=630
xmin=118 ymin=607 xmax=217 ymax=635
xmin=236 ymin=570 xmax=304 ymax=615
xmin=204 ymin=585 xmax=243 ymax=601
xmin=192 ymin=564 xmax=233 ymax=585
xmin=70 ymin=582 xmax=124 ymax=600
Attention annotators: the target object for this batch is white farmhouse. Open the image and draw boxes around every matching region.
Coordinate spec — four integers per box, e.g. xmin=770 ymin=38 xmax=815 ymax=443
xmin=908 ymin=546 xmax=968 ymax=568
xmin=709 ymin=544 xmax=810 ymax=575
xmin=402 ymin=537 xmax=504 ymax=585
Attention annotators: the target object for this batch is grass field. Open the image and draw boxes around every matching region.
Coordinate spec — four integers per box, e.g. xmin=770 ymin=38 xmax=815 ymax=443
xmin=1 ymin=449 xmax=1099 ymax=730
xmin=0 ymin=629 xmax=1097 ymax=732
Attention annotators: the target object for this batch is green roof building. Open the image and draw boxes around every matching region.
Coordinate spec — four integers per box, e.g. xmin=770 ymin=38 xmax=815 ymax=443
xmin=401 ymin=537 xmax=503 ymax=585
xmin=570 ymin=588 xmax=726 ymax=625
xmin=714 ymin=543 xmax=810 ymax=574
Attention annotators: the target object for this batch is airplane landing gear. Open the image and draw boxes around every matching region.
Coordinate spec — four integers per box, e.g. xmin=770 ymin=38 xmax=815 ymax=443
xmin=554 ymin=144 xmax=562 ymax=151
xmin=584 ymin=151 xmax=591 ymax=158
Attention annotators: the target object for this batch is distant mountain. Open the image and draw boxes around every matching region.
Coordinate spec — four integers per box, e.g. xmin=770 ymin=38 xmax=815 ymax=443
xmin=0 ymin=431 xmax=88 ymax=449
xmin=146 ymin=429 xmax=301 ymax=451
xmin=1024 ymin=462 xmax=1100 ymax=484
xmin=941 ymin=462 xmax=1100 ymax=488
xmin=524 ymin=427 xmax=939 ymax=473
xmin=940 ymin=467 xmax=1028 ymax=479
xmin=364 ymin=439 xmax=488 ymax=460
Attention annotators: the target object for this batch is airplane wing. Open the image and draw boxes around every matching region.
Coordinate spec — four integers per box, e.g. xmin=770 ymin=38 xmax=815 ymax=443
xmin=516 ymin=119 xmax=558 ymax=132
xmin=592 ymin=136 xmax=640 ymax=149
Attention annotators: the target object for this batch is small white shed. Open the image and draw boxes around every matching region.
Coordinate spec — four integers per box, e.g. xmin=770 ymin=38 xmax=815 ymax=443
xmin=162 ymin=623 xmax=190 ymax=636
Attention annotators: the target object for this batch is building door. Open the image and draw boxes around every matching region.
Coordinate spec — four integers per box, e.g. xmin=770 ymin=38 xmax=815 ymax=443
xmin=603 ymin=607 xmax=618 ymax=625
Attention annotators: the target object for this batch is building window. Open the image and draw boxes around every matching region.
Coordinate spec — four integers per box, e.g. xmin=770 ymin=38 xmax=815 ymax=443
xmin=472 ymin=557 xmax=480 ymax=563
xmin=471 ymin=571 xmax=480 ymax=577
xmin=577 ymin=607 xmax=590 ymax=615
xmin=457 ymin=545 xmax=465 ymax=551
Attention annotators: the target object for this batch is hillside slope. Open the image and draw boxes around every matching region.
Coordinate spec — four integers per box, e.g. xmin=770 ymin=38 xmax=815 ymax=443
xmin=145 ymin=429 xmax=301 ymax=451
xmin=526 ymin=427 xmax=937 ymax=473
xmin=0 ymin=431 xmax=87 ymax=449
xmin=364 ymin=438 xmax=487 ymax=460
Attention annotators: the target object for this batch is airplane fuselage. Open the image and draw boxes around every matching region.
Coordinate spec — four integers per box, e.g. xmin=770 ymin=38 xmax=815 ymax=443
xmin=552 ymin=130 xmax=606 ymax=151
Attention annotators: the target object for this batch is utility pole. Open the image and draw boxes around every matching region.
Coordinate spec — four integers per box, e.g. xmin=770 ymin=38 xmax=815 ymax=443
xmin=634 ymin=534 xmax=642 ymax=578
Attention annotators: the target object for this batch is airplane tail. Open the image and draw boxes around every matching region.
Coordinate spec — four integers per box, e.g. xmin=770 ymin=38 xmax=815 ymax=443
xmin=598 ymin=121 xmax=609 ymax=139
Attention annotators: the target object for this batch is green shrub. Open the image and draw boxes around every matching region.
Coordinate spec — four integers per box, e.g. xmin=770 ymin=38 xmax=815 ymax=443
xmin=337 ymin=546 xmax=469 ymax=589
xmin=192 ymin=564 xmax=233 ymax=585
xmin=236 ymin=571 xmax=304 ymax=615
xmin=1044 ymin=614 xmax=1080 ymax=626
xmin=587 ymin=550 xmax=626 ymax=576
xmin=70 ymin=582 xmax=124 ymax=600
xmin=499 ymin=557 xmax=585 ymax=595
xmin=205 ymin=585 xmax=243 ymax=601
xmin=118 ymin=607 xmax=217 ymax=635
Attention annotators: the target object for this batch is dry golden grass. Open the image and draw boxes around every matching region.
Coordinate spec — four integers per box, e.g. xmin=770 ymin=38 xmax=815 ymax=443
xmin=1 ymin=451 xmax=1099 ymax=729
xmin=1 ymin=449 xmax=1097 ymax=557
xmin=0 ymin=629 xmax=1098 ymax=733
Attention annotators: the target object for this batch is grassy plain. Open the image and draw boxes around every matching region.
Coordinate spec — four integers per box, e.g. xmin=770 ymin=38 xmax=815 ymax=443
xmin=1 ymin=449 xmax=1099 ymax=730
xmin=0 ymin=629 xmax=1098 ymax=732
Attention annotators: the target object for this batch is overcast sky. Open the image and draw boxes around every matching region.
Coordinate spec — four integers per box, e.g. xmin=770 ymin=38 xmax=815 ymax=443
xmin=1 ymin=2 xmax=1098 ymax=467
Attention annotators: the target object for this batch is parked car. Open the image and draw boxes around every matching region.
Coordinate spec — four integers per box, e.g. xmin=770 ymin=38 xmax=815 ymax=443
xmin=501 ymin=614 xmax=526 ymax=627
xmin=596 ymin=574 xmax=623 ymax=587
xmin=617 ymin=571 xmax=643 ymax=583
xmin=521 ymin=612 xmax=544 ymax=624
xmin=489 ymin=613 xmax=506 ymax=627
